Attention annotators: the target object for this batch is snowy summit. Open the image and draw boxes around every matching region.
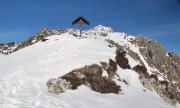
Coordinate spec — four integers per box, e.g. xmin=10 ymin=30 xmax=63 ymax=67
xmin=0 ymin=25 xmax=179 ymax=108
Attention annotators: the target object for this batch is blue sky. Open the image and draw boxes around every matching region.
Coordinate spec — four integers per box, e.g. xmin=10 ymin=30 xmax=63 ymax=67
xmin=0 ymin=0 xmax=180 ymax=54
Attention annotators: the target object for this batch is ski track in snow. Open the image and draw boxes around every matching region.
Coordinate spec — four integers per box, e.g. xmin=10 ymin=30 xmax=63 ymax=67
xmin=0 ymin=30 xmax=178 ymax=108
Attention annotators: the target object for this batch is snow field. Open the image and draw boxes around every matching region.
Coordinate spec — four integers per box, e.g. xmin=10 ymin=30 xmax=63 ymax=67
xmin=0 ymin=30 xmax=177 ymax=108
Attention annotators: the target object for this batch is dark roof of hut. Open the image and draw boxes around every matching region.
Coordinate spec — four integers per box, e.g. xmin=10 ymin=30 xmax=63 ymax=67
xmin=72 ymin=15 xmax=90 ymax=25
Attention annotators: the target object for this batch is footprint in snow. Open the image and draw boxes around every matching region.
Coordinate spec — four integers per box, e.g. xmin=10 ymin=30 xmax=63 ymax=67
xmin=11 ymin=85 xmax=17 ymax=94
xmin=33 ymin=101 xmax=40 ymax=107
xmin=6 ymin=97 xmax=19 ymax=105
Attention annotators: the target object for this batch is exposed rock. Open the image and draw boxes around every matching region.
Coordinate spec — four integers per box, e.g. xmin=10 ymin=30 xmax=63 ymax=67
xmin=35 ymin=28 xmax=66 ymax=38
xmin=0 ymin=42 xmax=20 ymax=54
xmin=100 ymin=62 xmax=108 ymax=70
xmin=41 ymin=38 xmax=49 ymax=42
xmin=130 ymin=36 xmax=180 ymax=104
xmin=100 ymin=32 xmax=108 ymax=36
xmin=114 ymin=48 xmax=131 ymax=69
xmin=14 ymin=36 xmax=36 ymax=51
xmin=134 ymin=64 xmax=177 ymax=106
xmin=152 ymin=80 xmax=177 ymax=106
xmin=132 ymin=36 xmax=167 ymax=67
xmin=105 ymin=35 xmax=179 ymax=105
xmin=48 ymin=64 xmax=121 ymax=94
xmin=132 ymin=65 xmax=149 ymax=78
xmin=106 ymin=39 xmax=144 ymax=66
xmin=150 ymin=77 xmax=177 ymax=104
xmin=139 ymin=76 xmax=177 ymax=105
xmin=148 ymin=49 xmax=153 ymax=60
xmin=47 ymin=78 xmax=71 ymax=94
xmin=116 ymin=56 xmax=130 ymax=69
xmin=85 ymin=25 xmax=114 ymax=35
xmin=168 ymin=52 xmax=178 ymax=58
xmin=150 ymin=74 xmax=158 ymax=82
xmin=140 ymin=77 xmax=153 ymax=91
xmin=14 ymin=28 xmax=67 ymax=52
xmin=109 ymin=59 xmax=117 ymax=71
xmin=107 ymin=59 xmax=118 ymax=81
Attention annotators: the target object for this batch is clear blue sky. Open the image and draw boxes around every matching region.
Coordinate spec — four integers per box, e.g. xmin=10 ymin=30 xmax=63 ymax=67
xmin=0 ymin=0 xmax=180 ymax=54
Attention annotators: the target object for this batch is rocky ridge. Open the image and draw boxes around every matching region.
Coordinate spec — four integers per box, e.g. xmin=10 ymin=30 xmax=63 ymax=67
xmin=0 ymin=25 xmax=114 ymax=54
xmin=132 ymin=37 xmax=180 ymax=104
xmin=106 ymin=35 xmax=180 ymax=105
xmin=14 ymin=28 xmax=67 ymax=52
xmin=0 ymin=42 xmax=20 ymax=54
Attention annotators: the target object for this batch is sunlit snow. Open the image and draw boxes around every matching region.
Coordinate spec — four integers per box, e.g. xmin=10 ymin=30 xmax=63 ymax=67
xmin=0 ymin=26 xmax=177 ymax=108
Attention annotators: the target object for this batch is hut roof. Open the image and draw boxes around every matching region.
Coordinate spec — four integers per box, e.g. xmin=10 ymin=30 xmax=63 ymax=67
xmin=72 ymin=15 xmax=90 ymax=25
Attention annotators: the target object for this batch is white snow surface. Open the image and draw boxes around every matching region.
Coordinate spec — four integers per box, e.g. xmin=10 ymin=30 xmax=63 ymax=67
xmin=0 ymin=26 xmax=177 ymax=108
xmin=0 ymin=53 xmax=6 ymax=58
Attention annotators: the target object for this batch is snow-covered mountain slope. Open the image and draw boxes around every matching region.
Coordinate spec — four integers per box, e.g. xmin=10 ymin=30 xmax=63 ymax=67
xmin=0 ymin=53 xmax=6 ymax=59
xmin=0 ymin=25 xmax=179 ymax=108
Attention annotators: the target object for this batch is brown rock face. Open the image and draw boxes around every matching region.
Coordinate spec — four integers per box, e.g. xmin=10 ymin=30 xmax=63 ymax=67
xmin=59 ymin=64 xmax=121 ymax=94
xmin=115 ymin=56 xmax=130 ymax=69
xmin=132 ymin=65 xmax=149 ymax=78
xmin=109 ymin=59 xmax=117 ymax=71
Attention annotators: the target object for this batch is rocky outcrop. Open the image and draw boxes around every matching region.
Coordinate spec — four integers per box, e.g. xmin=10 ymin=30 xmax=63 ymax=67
xmin=140 ymin=76 xmax=177 ymax=106
xmin=14 ymin=28 xmax=67 ymax=52
xmin=131 ymin=36 xmax=180 ymax=104
xmin=0 ymin=42 xmax=20 ymax=54
xmin=2 ymin=25 xmax=114 ymax=53
xmin=133 ymin=36 xmax=167 ymax=67
xmin=47 ymin=78 xmax=71 ymax=94
xmin=115 ymin=48 xmax=131 ymax=69
xmin=106 ymin=36 xmax=179 ymax=105
xmin=132 ymin=64 xmax=178 ymax=105
xmin=116 ymin=57 xmax=130 ymax=69
xmin=47 ymin=62 xmax=122 ymax=94
xmin=35 ymin=28 xmax=66 ymax=38
xmin=132 ymin=65 xmax=149 ymax=78
xmin=85 ymin=25 xmax=114 ymax=35
xmin=107 ymin=59 xmax=118 ymax=81
xmin=68 ymin=25 xmax=115 ymax=37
